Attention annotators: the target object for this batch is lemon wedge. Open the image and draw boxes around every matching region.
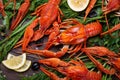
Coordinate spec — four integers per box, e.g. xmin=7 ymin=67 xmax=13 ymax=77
xmin=7 ymin=53 xmax=31 ymax=72
xmin=2 ymin=53 xmax=26 ymax=70
xmin=67 ymin=0 xmax=90 ymax=12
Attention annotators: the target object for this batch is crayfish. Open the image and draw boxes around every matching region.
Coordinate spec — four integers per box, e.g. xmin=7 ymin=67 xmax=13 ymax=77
xmin=81 ymin=46 xmax=120 ymax=75
xmin=39 ymin=58 xmax=102 ymax=80
xmin=83 ymin=0 xmax=119 ymax=21
xmin=21 ymin=0 xmax=63 ymax=52
xmin=45 ymin=19 xmax=102 ymax=56
xmin=17 ymin=19 xmax=102 ymax=58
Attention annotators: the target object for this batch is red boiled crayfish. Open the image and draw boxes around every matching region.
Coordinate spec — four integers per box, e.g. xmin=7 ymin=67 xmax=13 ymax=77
xmin=39 ymin=58 xmax=102 ymax=80
xmin=10 ymin=0 xmax=30 ymax=30
xmin=22 ymin=0 xmax=62 ymax=52
xmin=19 ymin=19 xmax=102 ymax=58
xmin=80 ymin=0 xmax=117 ymax=21
xmin=84 ymin=0 xmax=118 ymax=21
xmin=81 ymin=46 xmax=120 ymax=79
xmin=45 ymin=19 xmax=102 ymax=54
xmin=81 ymin=46 xmax=117 ymax=74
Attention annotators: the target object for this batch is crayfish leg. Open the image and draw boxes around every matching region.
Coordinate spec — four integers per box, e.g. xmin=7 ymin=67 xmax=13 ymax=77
xmin=31 ymin=3 xmax=47 ymax=16
xmin=31 ymin=29 xmax=44 ymax=41
xmin=104 ymin=14 xmax=113 ymax=37
xmin=39 ymin=58 xmax=69 ymax=67
xmin=68 ymin=44 xmax=83 ymax=58
xmin=85 ymin=52 xmax=115 ymax=74
xmin=22 ymin=27 xmax=34 ymax=51
xmin=68 ymin=44 xmax=82 ymax=54
xmin=44 ymin=21 xmax=60 ymax=50
xmin=10 ymin=0 xmax=30 ymax=30
xmin=24 ymin=45 xmax=69 ymax=58
xmin=62 ymin=18 xmax=81 ymax=25
xmin=57 ymin=8 xmax=64 ymax=23
xmin=81 ymin=46 xmax=118 ymax=57
xmin=84 ymin=0 xmax=97 ymax=21
xmin=22 ymin=18 xmax=39 ymax=51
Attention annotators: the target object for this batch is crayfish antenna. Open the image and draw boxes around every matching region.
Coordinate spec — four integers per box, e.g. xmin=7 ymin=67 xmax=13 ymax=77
xmin=101 ymin=23 xmax=120 ymax=36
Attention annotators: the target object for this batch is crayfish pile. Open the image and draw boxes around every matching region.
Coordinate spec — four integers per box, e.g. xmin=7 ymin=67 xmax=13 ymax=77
xmin=0 ymin=0 xmax=120 ymax=80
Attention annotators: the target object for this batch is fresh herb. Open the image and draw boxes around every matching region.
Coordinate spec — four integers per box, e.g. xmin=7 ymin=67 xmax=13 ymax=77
xmin=0 ymin=71 xmax=6 ymax=80
xmin=0 ymin=16 xmax=36 ymax=62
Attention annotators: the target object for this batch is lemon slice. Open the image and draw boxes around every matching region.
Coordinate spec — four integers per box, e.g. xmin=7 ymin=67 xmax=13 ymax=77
xmin=7 ymin=53 xmax=31 ymax=72
xmin=15 ymin=60 xmax=31 ymax=72
xmin=2 ymin=53 xmax=26 ymax=70
xmin=67 ymin=0 xmax=90 ymax=12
